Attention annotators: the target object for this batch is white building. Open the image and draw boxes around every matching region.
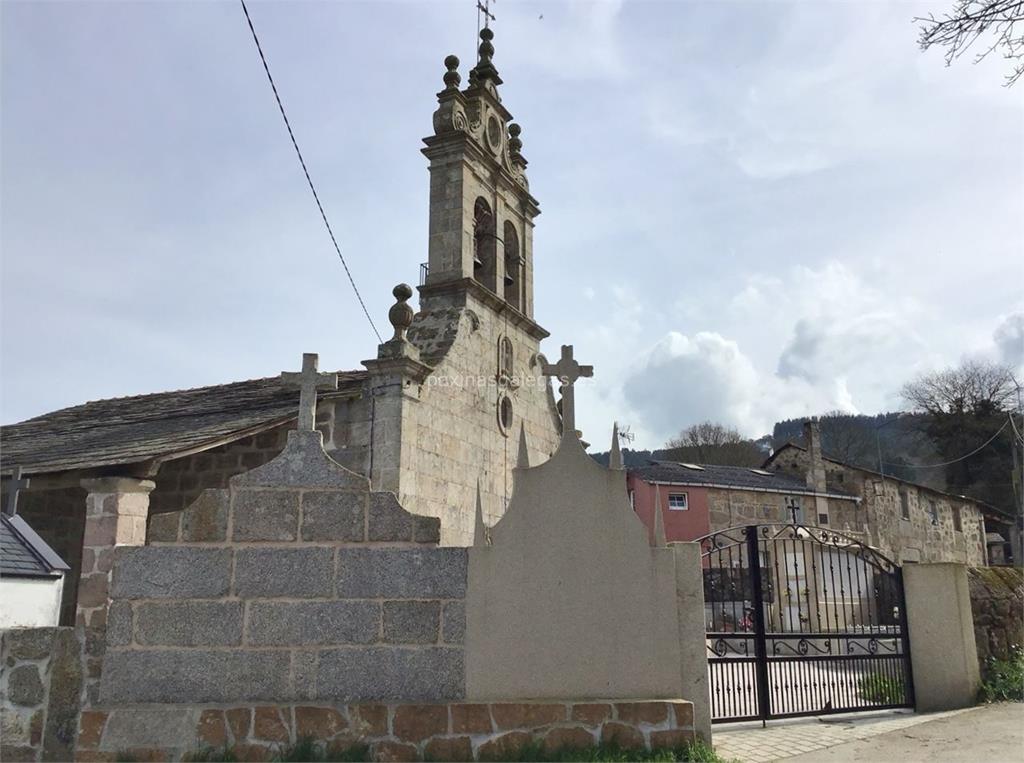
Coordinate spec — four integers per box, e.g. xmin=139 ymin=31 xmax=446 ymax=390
xmin=0 ymin=513 xmax=69 ymax=628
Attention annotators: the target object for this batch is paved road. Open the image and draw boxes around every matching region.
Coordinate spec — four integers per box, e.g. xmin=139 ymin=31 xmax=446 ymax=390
xmin=713 ymin=704 xmax=1024 ymax=762
xmin=781 ymin=703 xmax=1023 ymax=762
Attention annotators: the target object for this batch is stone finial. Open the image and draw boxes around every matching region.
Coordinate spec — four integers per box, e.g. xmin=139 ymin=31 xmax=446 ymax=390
xmin=609 ymin=422 xmax=623 ymax=470
xmin=388 ymin=283 xmax=415 ymax=342
xmin=652 ymin=488 xmax=667 ymax=548
xmin=470 ymin=27 xmax=502 ymax=86
xmin=443 ymin=54 xmax=461 ymax=89
xmin=516 ymin=421 xmax=531 ymax=469
xmin=508 ymin=123 xmax=523 ymax=154
xmin=473 ymin=480 xmax=489 ymax=547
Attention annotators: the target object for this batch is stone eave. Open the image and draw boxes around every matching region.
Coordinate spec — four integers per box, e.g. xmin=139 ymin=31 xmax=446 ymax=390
xmin=417 ymin=278 xmax=550 ymax=340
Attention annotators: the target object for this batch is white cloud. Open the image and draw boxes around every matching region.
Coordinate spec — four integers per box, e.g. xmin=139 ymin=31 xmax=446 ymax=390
xmin=993 ymin=313 xmax=1024 ymax=370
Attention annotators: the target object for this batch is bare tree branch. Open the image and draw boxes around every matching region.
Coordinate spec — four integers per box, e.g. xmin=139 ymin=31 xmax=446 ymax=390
xmin=916 ymin=0 xmax=1024 ymax=86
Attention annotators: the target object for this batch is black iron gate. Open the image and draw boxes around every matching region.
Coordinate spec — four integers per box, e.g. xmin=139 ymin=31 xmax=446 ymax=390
xmin=697 ymin=524 xmax=915 ymax=724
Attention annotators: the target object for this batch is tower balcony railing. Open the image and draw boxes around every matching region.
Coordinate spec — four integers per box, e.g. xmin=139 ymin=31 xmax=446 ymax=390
xmin=419 ymin=262 xmax=429 ymax=286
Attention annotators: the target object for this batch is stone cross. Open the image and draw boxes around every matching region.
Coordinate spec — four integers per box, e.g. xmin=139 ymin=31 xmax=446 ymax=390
xmin=541 ymin=344 xmax=593 ymax=439
xmin=281 ymin=353 xmax=338 ymax=432
xmin=3 ymin=466 xmax=30 ymax=517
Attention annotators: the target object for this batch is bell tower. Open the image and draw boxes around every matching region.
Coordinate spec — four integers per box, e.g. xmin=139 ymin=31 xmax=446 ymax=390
xmin=420 ymin=28 xmax=541 ymax=324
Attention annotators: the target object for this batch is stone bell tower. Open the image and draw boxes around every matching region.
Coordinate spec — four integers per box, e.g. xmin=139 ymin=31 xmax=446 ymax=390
xmin=420 ymin=28 xmax=542 ymax=325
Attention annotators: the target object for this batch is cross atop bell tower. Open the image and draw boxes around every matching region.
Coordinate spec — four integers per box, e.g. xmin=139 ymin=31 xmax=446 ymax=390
xmin=420 ymin=24 xmax=543 ymax=328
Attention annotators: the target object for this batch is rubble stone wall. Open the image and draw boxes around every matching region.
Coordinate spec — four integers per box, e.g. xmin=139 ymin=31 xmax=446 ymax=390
xmin=0 ymin=627 xmax=83 ymax=763
xmin=968 ymin=566 xmax=1024 ymax=675
xmin=77 ymin=700 xmax=695 ymax=762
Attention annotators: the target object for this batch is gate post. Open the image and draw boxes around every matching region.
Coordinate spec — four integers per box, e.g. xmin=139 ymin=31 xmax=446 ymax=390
xmin=672 ymin=542 xmax=712 ymax=742
xmin=746 ymin=525 xmax=771 ymax=723
xmin=903 ymin=563 xmax=980 ymax=711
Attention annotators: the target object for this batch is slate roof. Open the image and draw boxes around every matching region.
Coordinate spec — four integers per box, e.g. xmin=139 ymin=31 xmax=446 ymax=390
xmin=0 ymin=513 xmax=70 ymax=577
xmin=630 ymin=460 xmax=858 ymax=499
xmin=0 ymin=372 xmax=367 ymax=476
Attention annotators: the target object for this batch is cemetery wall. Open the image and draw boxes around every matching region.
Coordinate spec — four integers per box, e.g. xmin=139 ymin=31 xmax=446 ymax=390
xmin=968 ymin=566 xmax=1024 ymax=675
xmin=0 ymin=627 xmax=83 ymax=763
xmin=77 ymin=700 xmax=695 ymax=762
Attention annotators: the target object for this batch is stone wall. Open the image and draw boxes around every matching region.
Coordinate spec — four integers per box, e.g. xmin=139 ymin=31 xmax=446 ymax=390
xmin=397 ymin=294 xmax=562 ymax=546
xmin=772 ymin=449 xmax=986 ymax=565
xmin=102 ymin=431 xmax=461 ymax=708
xmin=149 ymin=424 xmax=293 ymax=516
xmin=77 ymin=700 xmax=695 ymax=762
xmin=705 ymin=488 xmax=861 ymax=536
xmin=968 ymin=566 xmax=1024 ymax=675
xmin=0 ymin=628 xmax=83 ymax=762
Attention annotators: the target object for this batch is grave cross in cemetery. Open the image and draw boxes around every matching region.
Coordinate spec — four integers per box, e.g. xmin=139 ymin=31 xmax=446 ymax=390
xmin=542 ymin=344 xmax=592 ymax=439
xmin=281 ymin=352 xmax=338 ymax=432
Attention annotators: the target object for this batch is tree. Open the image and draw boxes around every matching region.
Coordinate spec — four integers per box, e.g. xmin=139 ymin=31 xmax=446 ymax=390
xmin=663 ymin=421 xmax=766 ymax=467
xmin=817 ymin=410 xmax=876 ymax=465
xmin=916 ymin=0 xmax=1024 ymax=87
xmin=901 ymin=359 xmax=1020 ymax=508
xmin=900 ymin=359 xmax=1019 ymax=415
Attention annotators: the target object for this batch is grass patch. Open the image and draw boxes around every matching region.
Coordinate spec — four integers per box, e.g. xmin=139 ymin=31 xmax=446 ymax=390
xmin=979 ymin=645 xmax=1024 ymax=703
xmin=858 ymin=672 xmax=905 ymax=704
xmin=183 ymin=745 xmax=238 ymax=762
xmin=480 ymin=740 xmax=729 ymax=762
xmin=272 ymin=737 xmax=371 ymax=762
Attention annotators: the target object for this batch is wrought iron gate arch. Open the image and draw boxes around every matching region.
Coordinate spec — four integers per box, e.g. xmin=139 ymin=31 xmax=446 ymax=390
xmin=697 ymin=523 xmax=915 ymax=724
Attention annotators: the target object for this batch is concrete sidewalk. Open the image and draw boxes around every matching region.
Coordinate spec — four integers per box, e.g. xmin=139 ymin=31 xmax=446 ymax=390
xmin=713 ymin=704 xmax=1024 ymax=762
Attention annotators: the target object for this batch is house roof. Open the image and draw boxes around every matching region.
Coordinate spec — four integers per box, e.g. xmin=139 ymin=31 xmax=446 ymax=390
xmin=0 ymin=513 xmax=70 ymax=578
xmin=764 ymin=442 xmax=1014 ymax=518
xmin=630 ymin=460 xmax=858 ymax=500
xmin=0 ymin=372 xmax=367 ymax=476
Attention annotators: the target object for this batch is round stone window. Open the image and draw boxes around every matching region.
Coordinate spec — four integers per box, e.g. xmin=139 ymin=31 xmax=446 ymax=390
xmin=497 ymin=395 xmax=513 ymax=434
xmin=486 ymin=115 xmax=503 ymax=154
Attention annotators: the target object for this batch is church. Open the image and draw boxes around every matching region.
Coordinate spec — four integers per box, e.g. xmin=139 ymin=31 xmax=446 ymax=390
xmin=0 ymin=28 xmax=565 ymax=626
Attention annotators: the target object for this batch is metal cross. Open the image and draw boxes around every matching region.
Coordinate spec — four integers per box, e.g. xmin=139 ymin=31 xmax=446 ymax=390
xmin=3 ymin=466 xmax=30 ymax=517
xmin=281 ymin=353 xmax=338 ymax=432
xmin=541 ymin=344 xmax=593 ymax=439
xmin=477 ymin=0 xmax=496 ymax=28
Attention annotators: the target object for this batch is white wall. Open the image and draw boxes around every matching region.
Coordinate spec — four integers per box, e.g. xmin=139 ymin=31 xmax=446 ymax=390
xmin=0 ymin=576 xmax=64 ymax=628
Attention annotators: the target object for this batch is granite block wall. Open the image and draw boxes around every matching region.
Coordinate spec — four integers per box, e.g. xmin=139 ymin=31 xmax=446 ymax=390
xmin=103 ymin=432 xmax=462 ymax=707
xmin=0 ymin=627 xmax=83 ymax=762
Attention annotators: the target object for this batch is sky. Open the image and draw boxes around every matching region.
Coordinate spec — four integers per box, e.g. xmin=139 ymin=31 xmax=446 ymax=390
xmin=2 ymin=0 xmax=1022 ymax=451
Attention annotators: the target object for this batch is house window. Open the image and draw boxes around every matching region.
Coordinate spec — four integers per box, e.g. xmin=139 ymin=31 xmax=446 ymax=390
xmin=818 ymin=512 xmax=830 ymax=525
xmin=836 ymin=472 xmax=844 ymax=483
xmin=953 ymin=505 xmax=962 ymax=532
xmin=668 ymin=493 xmax=688 ymax=511
xmin=899 ymin=489 xmax=910 ymax=520
xmin=928 ymin=500 xmax=938 ymax=526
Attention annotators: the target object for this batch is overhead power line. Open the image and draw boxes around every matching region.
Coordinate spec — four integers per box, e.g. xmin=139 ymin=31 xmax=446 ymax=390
xmin=239 ymin=0 xmax=384 ymax=344
xmin=883 ymin=419 xmax=1010 ymax=469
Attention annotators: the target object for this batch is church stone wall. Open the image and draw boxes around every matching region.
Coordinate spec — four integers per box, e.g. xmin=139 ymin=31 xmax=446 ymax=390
xmin=396 ymin=297 xmax=561 ymax=546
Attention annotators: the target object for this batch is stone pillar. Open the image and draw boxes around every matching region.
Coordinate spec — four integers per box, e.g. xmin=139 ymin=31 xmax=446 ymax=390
xmin=903 ymin=563 xmax=981 ymax=712
xmin=77 ymin=477 xmax=154 ymax=704
xmin=672 ymin=542 xmax=711 ymax=743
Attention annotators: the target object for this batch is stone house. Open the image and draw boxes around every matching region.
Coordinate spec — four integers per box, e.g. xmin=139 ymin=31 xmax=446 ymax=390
xmin=628 ymin=421 xmax=989 ymax=567
xmin=0 ymin=30 xmax=562 ymax=628
xmin=764 ymin=422 xmax=988 ymax=566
